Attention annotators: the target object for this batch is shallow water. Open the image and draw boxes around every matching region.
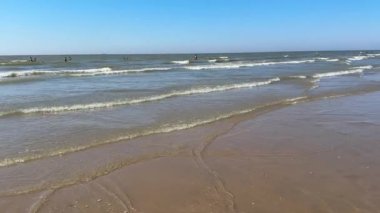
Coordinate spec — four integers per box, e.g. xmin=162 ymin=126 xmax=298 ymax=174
xmin=0 ymin=51 xmax=379 ymax=167
xmin=1 ymin=51 xmax=380 ymax=212
xmin=2 ymin=91 xmax=379 ymax=213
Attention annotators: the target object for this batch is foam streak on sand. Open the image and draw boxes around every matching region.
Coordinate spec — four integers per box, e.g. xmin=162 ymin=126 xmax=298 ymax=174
xmin=0 ymin=78 xmax=280 ymax=116
xmin=0 ymin=95 xmax=306 ymax=168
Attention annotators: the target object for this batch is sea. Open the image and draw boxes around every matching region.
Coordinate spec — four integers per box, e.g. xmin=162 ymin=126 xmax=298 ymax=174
xmin=0 ymin=51 xmax=380 ymax=169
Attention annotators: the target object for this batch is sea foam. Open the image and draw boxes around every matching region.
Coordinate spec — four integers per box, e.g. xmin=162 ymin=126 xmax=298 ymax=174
xmin=347 ymin=53 xmax=380 ymax=62
xmin=184 ymin=59 xmax=316 ymax=70
xmin=171 ymin=60 xmax=190 ymax=65
xmin=313 ymin=66 xmax=373 ymax=78
xmin=0 ymin=78 xmax=280 ymax=116
xmin=0 ymin=67 xmax=172 ymax=79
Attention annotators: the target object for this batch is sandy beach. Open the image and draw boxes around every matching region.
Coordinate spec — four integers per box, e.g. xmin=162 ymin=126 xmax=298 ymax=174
xmin=2 ymin=1 xmax=380 ymax=212
xmin=1 ymin=91 xmax=379 ymax=213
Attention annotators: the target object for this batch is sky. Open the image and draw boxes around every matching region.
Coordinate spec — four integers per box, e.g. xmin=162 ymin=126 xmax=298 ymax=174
xmin=1 ymin=0 xmax=380 ymax=55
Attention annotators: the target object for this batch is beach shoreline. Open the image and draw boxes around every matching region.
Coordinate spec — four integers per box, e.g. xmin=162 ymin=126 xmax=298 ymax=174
xmin=1 ymin=91 xmax=380 ymax=212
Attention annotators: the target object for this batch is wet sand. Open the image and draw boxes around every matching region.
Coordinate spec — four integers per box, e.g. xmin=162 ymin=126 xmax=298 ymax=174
xmin=1 ymin=91 xmax=380 ymax=213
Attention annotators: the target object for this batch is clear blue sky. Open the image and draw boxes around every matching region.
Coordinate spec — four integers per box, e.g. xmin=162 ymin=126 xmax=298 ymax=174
xmin=1 ymin=0 xmax=379 ymax=55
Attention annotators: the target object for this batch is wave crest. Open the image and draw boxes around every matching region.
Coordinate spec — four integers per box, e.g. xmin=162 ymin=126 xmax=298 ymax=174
xmin=171 ymin=60 xmax=190 ymax=65
xmin=0 ymin=67 xmax=174 ymax=79
xmin=313 ymin=66 xmax=373 ymax=78
xmin=347 ymin=53 xmax=380 ymax=62
xmin=184 ymin=59 xmax=316 ymax=70
xmin=0 ymin=78 xmax=280 ymax=116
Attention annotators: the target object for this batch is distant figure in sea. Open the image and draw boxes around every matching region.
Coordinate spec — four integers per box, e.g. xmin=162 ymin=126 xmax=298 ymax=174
xmin=29 ymin=56 xmax=33 ymax=62
xmin=193 ymin=54 xmax=198 ymax=60
xmin=64 ymin=57 xmax=68 ymax=63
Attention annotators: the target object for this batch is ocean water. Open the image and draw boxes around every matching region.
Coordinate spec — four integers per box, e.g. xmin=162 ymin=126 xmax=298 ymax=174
xmin=0 ymin=51 xmax=380 ymax=168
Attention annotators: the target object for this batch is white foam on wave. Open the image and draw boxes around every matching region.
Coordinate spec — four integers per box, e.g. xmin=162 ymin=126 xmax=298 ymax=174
xmin=348 ymin=56 xmax=369 ymax=61
xmin=313 ymin=66 xmax=373 ymax=78
xmin=286 ymin=96 xmax=308 ymax=104
xmin=347 ymin=53 xmax=380 ymax=62
xmin=0 ymin=67 xmax=113 ymax=79
xmin=326 ymin=59 xmax=340 ymax=62
xmin=1 ymin=78 xmax=280 ymax=116
xmin=315 ymin=57 xmax=339 ymax=62
xmin=184 ymin=60 xmax=316 ymax=70
xmin=356 ymin=65 xmax=374 ymax=70
xmin=205 ymin=57 xmax=230 ymax=63
xmin=288 ymin=75 xmax=307 ymax=79
xmin=69 ymin=67 xmax=172 ymax=76
xmin=367 ymin=53 xmax=380 ymax=57
xmin=0 ymin=67 xmax=174 ymax=79
xmin=65 ymin=67 xmax=113 ymax=73
xmin=315 ymin=57 xmax=329 ymax=60
xmin=0 ymin=70 xmax=56 ymax=78
xmin=310 ymin=84 xmax=320 ymax=90
xmin=171 ymin=60 xmax=190 ymax=65
xmin=0 ymin=60 xmax=29 ymax=65
xmin=345 ymin=61 xmax=352 ymax=65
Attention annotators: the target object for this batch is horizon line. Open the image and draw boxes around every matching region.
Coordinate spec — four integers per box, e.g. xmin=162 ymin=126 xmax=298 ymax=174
xmin=0 ymin=49 xmax=379 ymax=57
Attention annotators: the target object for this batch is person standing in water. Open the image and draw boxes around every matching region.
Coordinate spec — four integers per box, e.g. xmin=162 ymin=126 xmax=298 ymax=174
xmin=64 ymin=57 xmax=68 ymax=63
xmin=193 ymin=54 xmax=198 ymax=60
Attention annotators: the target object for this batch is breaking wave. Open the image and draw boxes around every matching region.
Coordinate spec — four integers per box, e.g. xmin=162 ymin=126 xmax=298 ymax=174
xmin=0 ymin=67 xmax=173 ymax=79
xmin=184 ymin=59 xmax=316 ymax=70
xmin=171 ymin=60 xmax=190 ymax=65
xmin=0 ymin=78 xmax=280 ymax=116
xmin=315 ymin=57 xmax=339 ymax=62
xmin=347 ymin=53 xmax=380 ymax=62
xmin=313 ymin=66 xmax=373 ymax=78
